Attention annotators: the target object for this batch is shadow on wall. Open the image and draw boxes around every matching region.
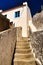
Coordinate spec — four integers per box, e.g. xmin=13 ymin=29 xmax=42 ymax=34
xmin=0 ymin=13 xmax=10 ymax=31
xmin=11 ymin=42 xmax=16 ymax=65
xmin=0 ymin=13 xmax=15 ymax=32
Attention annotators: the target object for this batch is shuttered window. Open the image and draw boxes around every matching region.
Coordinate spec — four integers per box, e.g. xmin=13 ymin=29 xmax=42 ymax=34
xmin=15 ymin=11 xmax=20 ymax=18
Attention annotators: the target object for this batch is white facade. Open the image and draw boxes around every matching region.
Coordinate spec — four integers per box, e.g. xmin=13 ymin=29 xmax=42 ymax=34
xmin=2 ymin=2 xmax=32 ymax=37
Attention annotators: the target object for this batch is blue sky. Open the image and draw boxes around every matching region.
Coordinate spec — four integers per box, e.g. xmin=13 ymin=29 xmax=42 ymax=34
xmin=0 ymin=0 xmax=43 ymax=16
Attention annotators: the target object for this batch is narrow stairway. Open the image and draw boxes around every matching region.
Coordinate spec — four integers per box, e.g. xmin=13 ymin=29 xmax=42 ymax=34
xmin=13 ymin=37 xmax=36 ymax=65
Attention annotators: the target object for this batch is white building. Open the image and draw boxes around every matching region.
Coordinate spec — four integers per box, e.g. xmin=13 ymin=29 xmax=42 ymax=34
xmin=2 ymin=2 xmax=32 ymax=37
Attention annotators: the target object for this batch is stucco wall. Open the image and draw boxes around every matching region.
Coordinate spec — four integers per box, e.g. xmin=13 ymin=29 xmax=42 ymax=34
xmin=2 ymin=5 xmax=32 ymax=37
xmin=2 ymin=6 xmax=27 ymax=37
xmin=0 ymin=27 xmax=22 ymax=65
xmin=27 ymin=7 xmax=32 ymax=36
xmin=0 ymin=28 xmax=16 ymax=65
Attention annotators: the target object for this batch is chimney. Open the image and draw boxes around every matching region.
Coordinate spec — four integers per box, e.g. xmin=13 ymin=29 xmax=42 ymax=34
xmin=23 ymin=2 xmax=28 ymax=6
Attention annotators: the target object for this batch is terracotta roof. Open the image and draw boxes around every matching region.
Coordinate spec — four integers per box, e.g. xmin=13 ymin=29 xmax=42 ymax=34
xmin=2 ymin=4 xmax=26 ymax=13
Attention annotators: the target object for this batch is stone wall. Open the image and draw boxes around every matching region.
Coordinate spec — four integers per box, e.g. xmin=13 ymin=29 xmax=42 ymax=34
xmin=32 ymin=11 xmax=43 ymax=31
xmin=0 ymin=28 xmax=16 ymax=65
xmin=0 ymin=27 xmax=22 ymax=65
xmin=30 ymin=31 xmax=43 ymax=64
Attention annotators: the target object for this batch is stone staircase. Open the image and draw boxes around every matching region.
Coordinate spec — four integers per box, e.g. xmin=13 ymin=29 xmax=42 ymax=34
xmin=13 ymin=37 xmax=36 ymax=65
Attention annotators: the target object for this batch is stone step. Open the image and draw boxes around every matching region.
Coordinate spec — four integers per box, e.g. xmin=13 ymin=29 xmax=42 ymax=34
xmin=16 ymin=42 xmax=30 ymax=46
xmin=14 ymin=53 xmax=34 ymax=59
xmin=15 ymin=49 xmax=32 ymax=53
xmin=16 ymin=45 xmax=30 ymax=49
xmin=14 ymin=58 xmax=36 ymax=65
xmin=17 ymin=37 xmax=30 ymax=42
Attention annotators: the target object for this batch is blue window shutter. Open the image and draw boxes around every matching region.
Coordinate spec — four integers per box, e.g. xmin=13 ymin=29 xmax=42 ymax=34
xmin=18 ymin=11 xmax=20 ymax=17
xmin=15 ymin=12 xmax=17 ymax=17
xmin=15 ymin=11 xmax=20 ymax=18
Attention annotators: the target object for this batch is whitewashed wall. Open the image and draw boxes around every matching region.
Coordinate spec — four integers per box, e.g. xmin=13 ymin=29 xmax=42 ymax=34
xmin=2 ymin=5 xmax=32 ymax=37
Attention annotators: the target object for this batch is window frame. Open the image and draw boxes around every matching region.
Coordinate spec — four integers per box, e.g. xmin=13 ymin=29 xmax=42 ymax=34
xmin=15 ymin=11 xmax=20 ymax=18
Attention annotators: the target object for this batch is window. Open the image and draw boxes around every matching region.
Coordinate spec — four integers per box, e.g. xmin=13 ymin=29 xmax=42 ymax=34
xmin=15 ymin=11 xmax=20 ymax=18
